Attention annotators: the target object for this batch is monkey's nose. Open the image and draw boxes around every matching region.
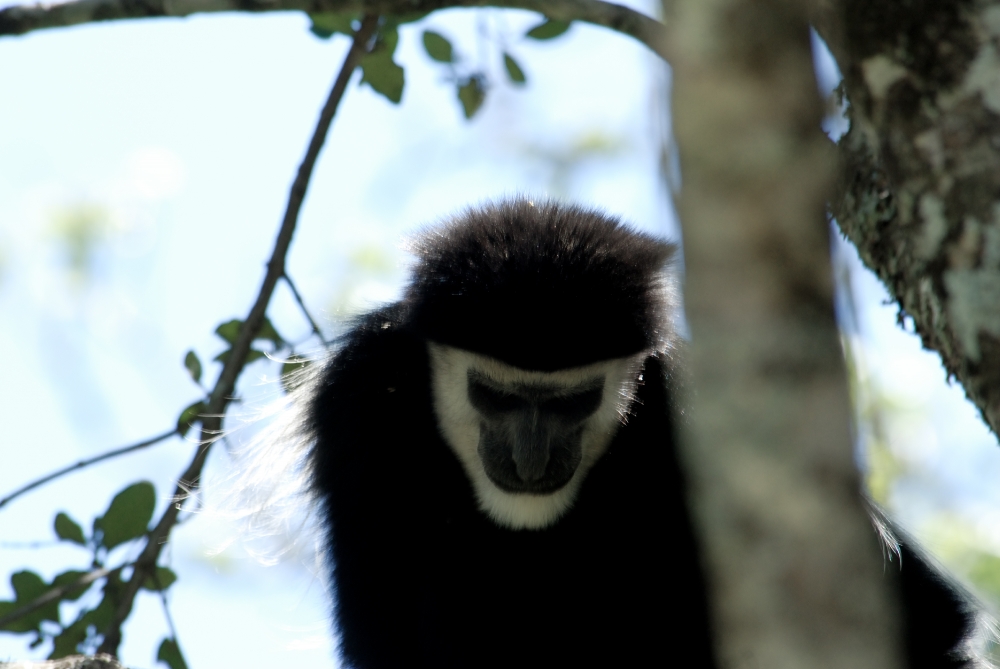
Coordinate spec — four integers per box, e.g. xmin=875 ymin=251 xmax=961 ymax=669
xmin=510 ymin=430 xmax=550 ymax=483
xmin=512 ymin=451 xmax=549 ymax=483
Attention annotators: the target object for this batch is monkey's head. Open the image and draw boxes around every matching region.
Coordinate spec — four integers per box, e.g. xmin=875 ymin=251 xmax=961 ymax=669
xmin=404 ymin=199 xmax=676 ymax=530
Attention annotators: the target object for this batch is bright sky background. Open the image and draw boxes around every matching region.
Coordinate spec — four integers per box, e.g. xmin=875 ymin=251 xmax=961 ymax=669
xmin=1 ymin=7 xmax=999 ymax=669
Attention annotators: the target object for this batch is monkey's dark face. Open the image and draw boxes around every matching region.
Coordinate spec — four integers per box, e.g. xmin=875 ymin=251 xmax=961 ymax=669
xmin=429 ymin=343 xmax=644 ymax=529
xmin=468 ymin=371 xmax=603 ymax=495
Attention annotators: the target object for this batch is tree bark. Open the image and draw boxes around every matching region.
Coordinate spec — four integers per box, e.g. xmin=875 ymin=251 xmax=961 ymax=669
xmin=0 ymin=656 xmax=124 ymax=669
xmin=666 ymin=0 xmax=903 ymax=666
xmin=815 ymin=0 xmax=1000 ymax=439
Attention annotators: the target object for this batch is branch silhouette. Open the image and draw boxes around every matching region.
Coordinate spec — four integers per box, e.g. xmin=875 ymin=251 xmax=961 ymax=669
xmin=0 ymin=429 xmax=178 ymax=511
xmin=0 ymin=566 xmax=120 ymax=630
xmin=284 ymin=272 xmax=330 ymax=347
xmin=0 ymin=0 xmax=668 ymax=61
xmin=94 ymin=15 xmax=382 ymax=656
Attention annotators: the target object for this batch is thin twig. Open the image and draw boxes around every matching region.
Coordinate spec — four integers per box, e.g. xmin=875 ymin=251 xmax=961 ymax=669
xmin=0 ymin=566 xmax=118 ymax=629
xmin=284 ymin=272 xmax=329 ymax=346
xmin=0 ymin=429 xmax=178 ymax=511
xmin=152 ymin=571 xmax=179 ymax=641
xmin=96 ymin=15 xmax=381 ymax=656
xmin=0 ymin=540 xmax=60 ymax=549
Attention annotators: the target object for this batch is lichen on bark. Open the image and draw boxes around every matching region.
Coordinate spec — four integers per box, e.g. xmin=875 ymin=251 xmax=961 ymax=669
xmin=823 ymin=0 xmax=1000 ymax=439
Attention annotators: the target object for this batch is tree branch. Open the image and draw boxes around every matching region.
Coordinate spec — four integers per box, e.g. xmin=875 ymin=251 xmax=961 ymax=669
xmin=152 ymin=571 xmax=180 ymax=640
xmin=283 ymin=272 xmax=329 ymax=346
xmin=0 ymin=566 xmax=118 ymax=630
xmin=18 ymin=656 xmax=124 ymax=669
xmin=816 ymin=1 xmax=1000 ymax=441
xmin=95 ymin=14 xmax=380 ymax=656
xmin=0 ymin=0 xmax=667 ymax=61
xmin=0 ymin=429 xmax=178 ymax=511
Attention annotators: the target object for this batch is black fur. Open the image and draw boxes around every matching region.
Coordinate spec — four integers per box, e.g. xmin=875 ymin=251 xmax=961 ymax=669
xmin=403 ymin=199 xmax=674 ymax=371
xmin=874 ymin=514 xmax=991 ymax=668
xmin=309 ymin=307 xmax=714 ymax=668
xmin=303 ymin=199 xmax=990 ymax=669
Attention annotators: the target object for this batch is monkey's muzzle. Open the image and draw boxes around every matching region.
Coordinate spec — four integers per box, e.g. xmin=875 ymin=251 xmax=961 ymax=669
xmin=477 ymin=414 xmax=584 ymax=494
xmin=467 ymin=371 xmax=604 ymax=495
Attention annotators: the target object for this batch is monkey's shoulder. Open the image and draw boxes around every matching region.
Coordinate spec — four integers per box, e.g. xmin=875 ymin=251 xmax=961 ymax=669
xmin=307 ymin=307 xmax=469 ymax=520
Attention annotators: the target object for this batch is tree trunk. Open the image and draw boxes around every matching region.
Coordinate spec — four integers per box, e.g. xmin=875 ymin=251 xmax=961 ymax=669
xmin=666 ymin=0 xmax=903 ymax=666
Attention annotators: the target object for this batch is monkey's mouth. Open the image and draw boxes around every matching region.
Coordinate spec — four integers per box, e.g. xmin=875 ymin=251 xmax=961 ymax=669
xmin=477 ymin=423 xmax=583 ymax=494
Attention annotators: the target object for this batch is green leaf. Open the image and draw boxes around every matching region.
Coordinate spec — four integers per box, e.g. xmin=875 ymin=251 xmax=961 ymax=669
xmin=11 ymin=570 xmax=47 ymax=602
xmin=157 ymin=638 xmax=189 ymax=669
xmin=82 ymin=574 xmax=119 ymax=633
xmin=308 ymin=12 xmax=358 ymax=39
xmin=214 ymin=348 xmax=265 ymax=366
xmin=50 ymin=620 xmax=87 ymax=658
xmin=183 ymin=350 xmax=202 ymax=384
xmin=391 ymin=11 xmax=430 ymax=25
xmin=215 ymin=317 xmax=282 ymax=362
xmin=457 ymin=75 xmax=487 ymax=120
xmin=215 ymin=318 xmax=243 ymax=345
xmin=0 ymin=599 xmax=38 ymax=634
xmin=176 ymin=400 xmax=206 ymax=437
xmin=0 ymin=571 xmax=60 ymax=632
xmin=526 ymin=18 xmax=571 ymax=40
xmin=503 ymin=53 xmax=526 ymax=84
xmin=361 ymin=55 xmax=405 ymax=104
xmin=256 ymin=317 xmax=285 ymax=348
xmin=94 ymin=482 xmax=155 ymax=550
xmin=281 ymin=358 xmax=313 ymax=394
xmin=141 ymin=567 xmax=178 ymax=592
xmin=360 ymin=27 xmax=405 ymax=104
xmin=422 ymin=30 xmax=454 ymax=63
xmin=50 ymin=585 xmax=117 ymax=659
xmin=54 ymin=512 xmax=86 ymax=545
xmin=50 ymin=570 xmax=91 ymax=602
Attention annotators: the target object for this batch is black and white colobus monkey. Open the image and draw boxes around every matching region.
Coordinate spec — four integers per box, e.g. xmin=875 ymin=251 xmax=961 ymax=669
xmin=300 ymin=199 xmax=990 ymax=668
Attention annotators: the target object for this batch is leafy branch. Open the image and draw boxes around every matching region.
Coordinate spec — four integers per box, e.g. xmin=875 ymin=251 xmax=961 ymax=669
xmin=0 ymin=0 xmax=667 ymax=61
xmin=0 ymin=483 xmax=169 ymax=657
xmin=0 ymin=567 xmax=119 ymax=631
xmin=90 ymin=14 xmax=381 ymax=657
xmin=0 ymin=15 xmax=376 ymax=660
xmin=0 ymin=0 xmax=627 ymax=662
